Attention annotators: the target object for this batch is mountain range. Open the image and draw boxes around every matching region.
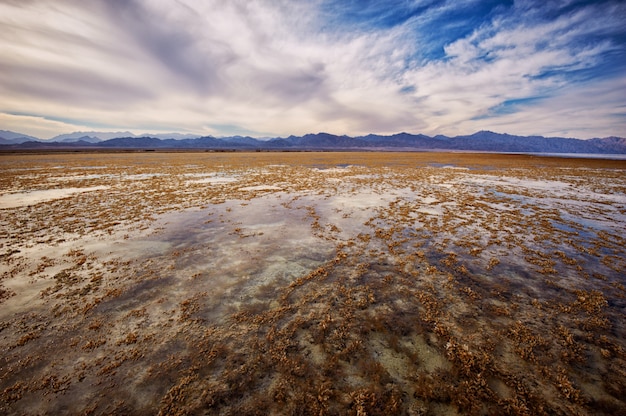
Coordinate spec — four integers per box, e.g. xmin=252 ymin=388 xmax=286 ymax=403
xmin=0 ymin=130 xmax=203 ymax=145
xmin=1 ymin=129 xmax=625 ymax=154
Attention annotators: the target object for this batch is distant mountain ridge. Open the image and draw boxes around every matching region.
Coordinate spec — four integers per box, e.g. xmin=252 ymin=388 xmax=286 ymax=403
xmin=0 ymin=130 xmax=203 ymax=144
xmin=50 ymin=131 xmax=203 ymax=142
xmin=0 ymin=130 xmax=40 ymax=144
xmin=1 ymin=129 xmax=625 ymax=154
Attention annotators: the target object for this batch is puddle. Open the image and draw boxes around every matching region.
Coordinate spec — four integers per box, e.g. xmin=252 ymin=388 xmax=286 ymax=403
xmin=93 ymin=195 xmax=336 ymax=326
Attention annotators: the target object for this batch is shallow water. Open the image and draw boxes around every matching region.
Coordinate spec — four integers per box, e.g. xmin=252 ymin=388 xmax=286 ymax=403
xmin=0 ymin=152 xmax=625 ymax=415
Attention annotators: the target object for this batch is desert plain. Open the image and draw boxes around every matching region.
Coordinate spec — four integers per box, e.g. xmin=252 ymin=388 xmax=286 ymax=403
xmin=1 ymin=151 xmax=625 ymax=415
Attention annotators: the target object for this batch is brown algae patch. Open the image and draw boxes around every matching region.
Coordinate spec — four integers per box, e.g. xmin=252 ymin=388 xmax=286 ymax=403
xmin=0 ymin=151 xmax=625 ymax=415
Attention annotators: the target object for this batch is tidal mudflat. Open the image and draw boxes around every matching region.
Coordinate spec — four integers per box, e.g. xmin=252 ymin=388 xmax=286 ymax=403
xmin=1 ymin=151 xmax=625 ymax=415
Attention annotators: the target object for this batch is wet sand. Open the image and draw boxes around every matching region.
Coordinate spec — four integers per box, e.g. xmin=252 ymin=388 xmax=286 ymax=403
xmin=1 ymin=152 xmax=625 ymax=415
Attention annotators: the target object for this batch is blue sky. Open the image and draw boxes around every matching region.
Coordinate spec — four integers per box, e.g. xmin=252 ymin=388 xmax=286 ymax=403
xmin=0 ymin=0 xmax=624 ymax=139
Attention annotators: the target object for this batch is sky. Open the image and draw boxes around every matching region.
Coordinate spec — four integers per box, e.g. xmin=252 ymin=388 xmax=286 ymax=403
xmin=1 ymin=0 xmax=625 ymax=140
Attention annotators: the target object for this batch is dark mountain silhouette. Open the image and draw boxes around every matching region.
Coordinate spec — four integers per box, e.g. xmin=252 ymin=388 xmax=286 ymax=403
xmin=445 ymin=131 xmax=601 ymax=153
xmin=357 ymin=132 xmax=448 ymax=148
xmin=587 ymin=137 xmax=626 ymax=154
xmin=1 ymin=130 xmax=625 ymax=154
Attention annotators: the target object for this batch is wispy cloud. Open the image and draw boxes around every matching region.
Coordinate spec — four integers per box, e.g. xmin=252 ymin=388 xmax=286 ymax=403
xmin=399 ymin=0 xmax=626 ymax=136
xmin=0 ymin=0 xmax=624 ymax=139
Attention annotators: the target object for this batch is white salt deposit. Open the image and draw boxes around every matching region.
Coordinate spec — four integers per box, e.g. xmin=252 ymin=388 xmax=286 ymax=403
xmin=239 ymin=185 xmax=282 ymax=191
xmin=0 ymin=186 xmax=110 ymax=209
xmin=185 ymin=177 xmax=239 ymax=185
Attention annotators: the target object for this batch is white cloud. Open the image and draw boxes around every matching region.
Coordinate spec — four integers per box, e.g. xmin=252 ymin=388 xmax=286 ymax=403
xmin=0 ymin=113 xmax=94 ymax=140
xmin=464 ymin=76 xmax=626 ymax=139
xmin=397 ymin=0 xmax=626 ymax=136
xmin=0 ymin=0 xmax=624 ymax=139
